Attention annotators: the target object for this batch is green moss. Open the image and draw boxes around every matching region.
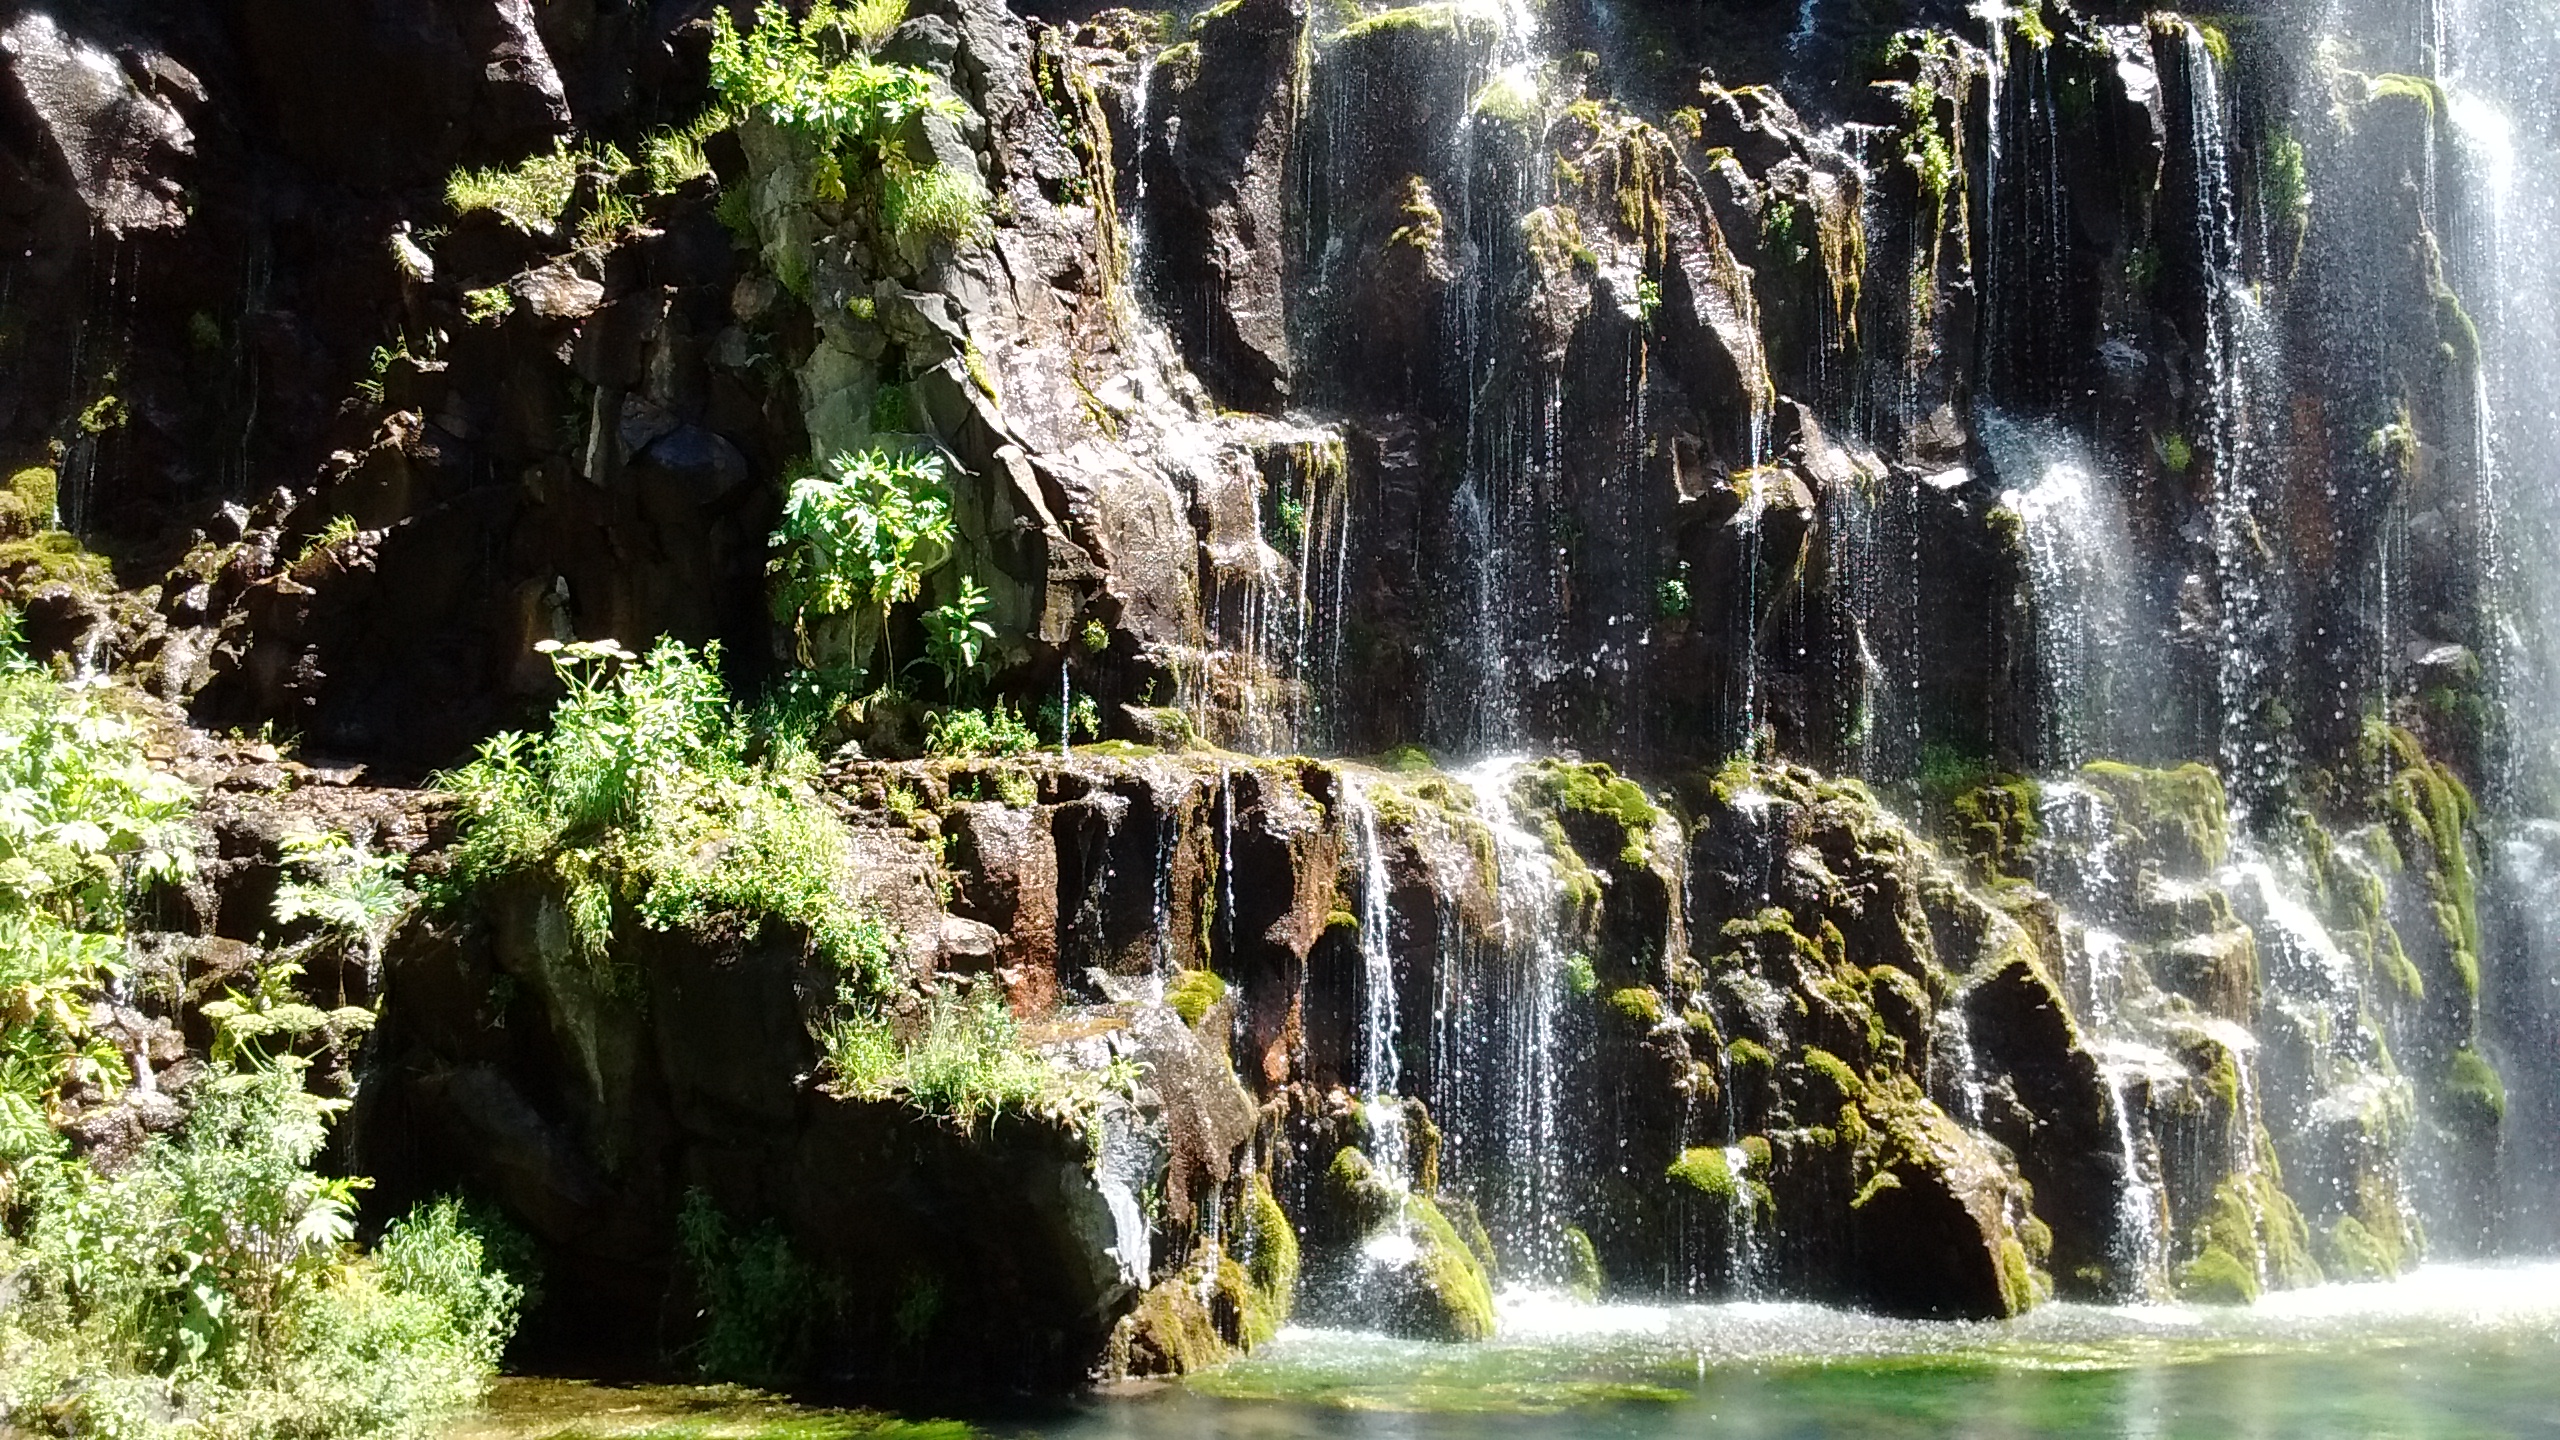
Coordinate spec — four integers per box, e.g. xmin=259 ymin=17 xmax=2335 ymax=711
xmin=1334 ymin=3 xmax=1497 ymax=45
xmin=2077 ymin=760 xmax=2230 ymax=871
xmin=1515 ymin=759 xmax=1660 ymax=868
xmin=1378 ymin=743 xmax=1436 ymax=773
xmin=1666 ymin=1146 xmax=1739 ymax=1203
xmin=1947 ymin=774 xmax=2040 ymax=882
xmin=2179 ymin=1244 xmax=2258 ymax=1305
xmin=1996 ymin=1237 xmax=2038 ymax=1315
xmin=1405 ymin=1193 xmax=1496 ymax=1341
xmin=0 ymin=465 xmax=57 ymax=537
xmin=1727 ymin=1038 xmax=1775 ymax=1073
xmin=1242 ymin=1172 xmax=1299 ymax=1308
xmin=0 ymin=527 xmax=113 ymax=591
xmin=1740 ymin=1134 xmax=1771 ymax=1169
xmin=1167 ymin=968 xmax=1227 ymax=1027
xmin=1607 ymin=986 xmax=1664 ymax=1027
xmin=1801 ymin=1046 xmax=1863 ymax=1106
xmin=1559 ymin=1225 xmax=1602 ymax=1301
xmin=2362 ymin=723 xmax=2481 ymax=996
xmin=2442 ymin=1047 xmax=2507 ymax=1133
xmin=2321 ymin=1215 xmax=2394 ymax=1283
xmin=2364 ymin=72 xmax=2444 ymax=118
xmin=1326 ymin=1146 xmax=1399 ymax=1234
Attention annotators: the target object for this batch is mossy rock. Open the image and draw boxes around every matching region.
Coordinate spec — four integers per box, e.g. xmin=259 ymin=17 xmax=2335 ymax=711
xmin=1947 ymin=773 xmax=2040 ymax=882
xmin=1606 ymin=986 xmax=1664 ymax=1027
xmin=0 ymin=466 xmax=57 ymax=540
xmin=1325 ymin=1145 xmax=1401 ymax=1235
xmin=1166 ymin=968 xmax=1227 ymax=1027
xmin=2439 ymin=1047 xmax=2506 ymax=1135
xmin=2076 ymin=761 xmax=2229 ymax=873
xmin=1514 ymin=758 xmax=1660 ymax=868
xmin=1403 ymin=1192 xmax=1496 ymax=1341
xmin=2178 ymin=1244 xmax=2259 ymax=1305
xmin=2320 ymin=1214 xmax=2395 ymax=1283
xmin=1239 ymin=1171 xmax=1299 ymax=1343
xmin=1559 ymin=1224 xmax=1602 ymax=1301
xmin=1667 ymin=1146 xmax=1739 ymax=1203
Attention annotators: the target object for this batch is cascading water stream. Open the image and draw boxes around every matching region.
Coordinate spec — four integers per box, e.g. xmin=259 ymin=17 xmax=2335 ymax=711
xmin=1346 ymin=779 xmax=1410 ymax=1188
xmin=1440 ymin=758 xmax=1572 ymax=1283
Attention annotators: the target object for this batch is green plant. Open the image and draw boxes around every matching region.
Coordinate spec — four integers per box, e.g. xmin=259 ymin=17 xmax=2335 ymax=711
xmin=460 ymin=286 xmax=513 ymax=325
xmin=675 ymin=1190 xmax=836 ymax=1387
xmin=436 ymin=637 xmax=896 ymax=994
xmin=1081 ymin=619 xmax=1110 ymax=654
xmin=821 ymin=978 xmax=1134 ymax=1129
xmin=920 ymin=574 xmax=997 ymax=692
xmin=446 ymin=140 xmax=632 ymax=235
xmin=1036 ymin=692 xmax=1101 ymax=749
xmin=709 ymin=1 xmax=987 ymax=251
xmin=1634 ymin=276 xmax=1663 ymax=323
xmin=923 ymin=703 xmax=1038 ymax=758
xmin=769 ymin=449 xmax=956 ymax=683
xmin=294 ymin=513 xmax=360 ymax=568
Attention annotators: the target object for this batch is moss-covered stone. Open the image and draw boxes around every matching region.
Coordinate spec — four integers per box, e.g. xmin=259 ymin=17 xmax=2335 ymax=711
xmin=1606 ymin=986 xmax=1664 ymax=1027
xmin=1560 ymin=1224 xmax=1602 ymax=1301
xmin=1667 ymin=1146 xmax=1739 ymax=1202
xmin=1515 ymin=758 xmax=1661 ymax=868
xmin=2441 ymin=1046 xmax=2506 ymax=1134
xmin=2320 ymin=1214 xmax=2395 ymax=1282
xmin=1167 ymin=967 xmax=1227 ymax=1026
xmin=2178 ymin=1243 xmax=2259 ymax=1304
xmin=2077 ymin=761 xmax=2228 ymax=873
xmin=1239 ymin=1171 xmax=1298 ymax=1343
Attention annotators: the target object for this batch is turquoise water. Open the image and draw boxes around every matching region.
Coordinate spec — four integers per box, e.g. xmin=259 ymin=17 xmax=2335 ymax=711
xmin=461 ymin=1264 xmax=2560 ymax=1439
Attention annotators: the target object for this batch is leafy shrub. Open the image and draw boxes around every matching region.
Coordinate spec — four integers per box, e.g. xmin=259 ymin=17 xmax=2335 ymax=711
xmin=709 ymin=0 xmax=987 ymax=251
xmin=675 ymin=1190 xmax=837 ymax=1387
xmin=920 ymin=574 xmax=997 ymax=692
xmin=924 ymin=703 xmax=1038 ymax=758
xmin=770 ymin=449 xmax=955 ymax=682
xmin=437 ymin=638 xmax=894 ymax=994
xmin=445 ymin=140 xmax=631 ymax=235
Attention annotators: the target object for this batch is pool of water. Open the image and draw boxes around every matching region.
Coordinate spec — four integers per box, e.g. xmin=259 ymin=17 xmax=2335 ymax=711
xmin=457 ymin=1262 xmax=2560 ymax=1439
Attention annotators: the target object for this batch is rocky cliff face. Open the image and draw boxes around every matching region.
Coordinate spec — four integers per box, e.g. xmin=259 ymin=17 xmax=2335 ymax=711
xmin=9 ymin=0 xmax=2560 ymax=1401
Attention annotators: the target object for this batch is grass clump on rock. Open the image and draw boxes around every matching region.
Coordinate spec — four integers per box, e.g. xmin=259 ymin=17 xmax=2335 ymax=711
xmin=438 ymin=637 xmax=897 ymax=995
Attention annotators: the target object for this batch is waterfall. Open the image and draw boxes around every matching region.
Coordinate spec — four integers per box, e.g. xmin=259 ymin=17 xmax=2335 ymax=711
xmin=1438 ymin=758 xmax=1572 ymax=1282
xmin=1986 ymin=416 xmax=2140 ymax=769
xmin=1346 ymin=779 xmax=1409 ymax=1187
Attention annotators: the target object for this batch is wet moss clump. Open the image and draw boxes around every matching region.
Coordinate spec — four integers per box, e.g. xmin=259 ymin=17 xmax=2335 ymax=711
xmin=1667 ymin=1146 xmax=1739 ymax=1202
xmin=1607 ymin=986 xmax=1664 ymax=1027
xmin=1947 ymin=774 xmax=2040 ymax=883
xmin=2441 ymin=1046 xmax=2506 ymax=1134
xmin=2363 ymin=723 xmax=2482 ymax=998
xmin=2322 ymin=1214 xmax=2396 ymax=1282
xmin=1167 ymin=967 xmax=1227 ymax=1026
xmin=1515 ymin=758 xmax=1661 ymax=867
xmin=2077 ymin=760 xmax=2229 ymax=871
xmin=1239 ymin=1172 xmax=1300 ymax=1343
xmin=1560 ymin=1225 xmax=1602 ymax=1300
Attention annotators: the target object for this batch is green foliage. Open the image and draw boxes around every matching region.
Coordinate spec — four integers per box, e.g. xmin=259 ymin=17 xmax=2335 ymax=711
xmin=0 ymin=614 xmax=194 ymax=1174
xmin=676 ymin=1190 xmax=836 ymax=1388
xmin=1080 ymin=619 xmax=1111 ymax=654
xmin=709 ymin=1 xmax=986 ymax=252
xmin=2 ymin=1065 xmax=521 ymax=1439
xmin=437 ymin=638 xmax=894 ymax=994
xmin=919 ymin=575 xmax=996 ymax=693
xmin=1562 ymin=953 xmax=1599 ymax=997
xmin=1166 ymin=968 xmax=1226 ymax=1026
xmin=461 ymin=286 xmax=514 ymax=326
xmin=446 ymin=140 xmax=633 ymax=236
xmin=923 ymin=703 xmax=1038 ymax=758
xmin=770 ymin=449 xmax=956 ymax=683
xmin=292 ymin=514 xmax=360 ymax=570
xmin=821 ymin=979 xmax=1133 ymax=1130
xmin=880 ymin=163 xmax=992 ymax=248
xmin=1036 ymin=691 xmax=1101 ymax=749
xmin=1655 ymin=562 xmax=1692 ymax=620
